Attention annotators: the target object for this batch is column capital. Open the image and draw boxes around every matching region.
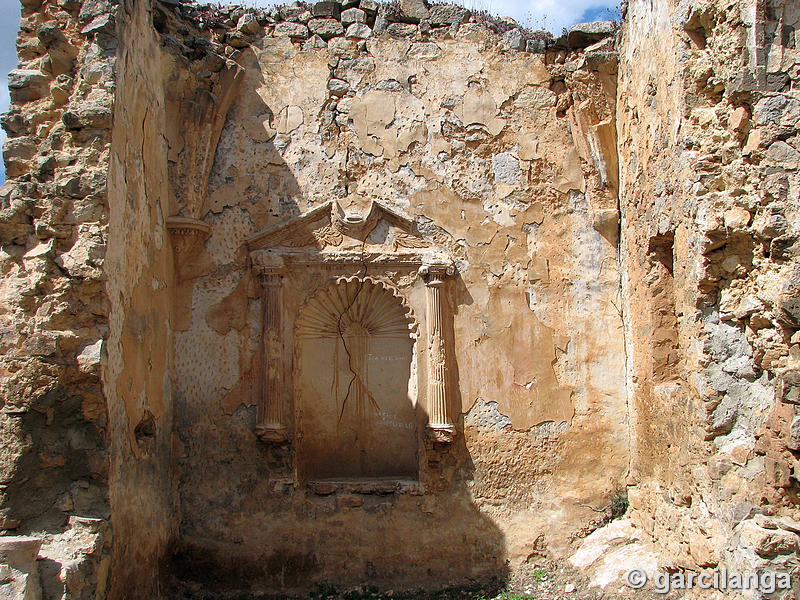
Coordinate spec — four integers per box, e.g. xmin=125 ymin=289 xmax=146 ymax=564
xmin=253 ymin=251 xmax=285 ymax=279
xmin=259 ymin=271 xmax=283 ymax=287
xmin=419 ymin=255 xmax=455 ymax=287
xmin=165 ymin=216 xmax=212 ymax=242
xmin=165 ymin=216 xmax=211 ymax=275
xmin=255 ymin=423 xmax=288 ymax=444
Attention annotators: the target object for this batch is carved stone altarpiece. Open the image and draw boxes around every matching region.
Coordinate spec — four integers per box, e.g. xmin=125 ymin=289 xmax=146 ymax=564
xmin=245 ymin=200 xmax=457 ymax=477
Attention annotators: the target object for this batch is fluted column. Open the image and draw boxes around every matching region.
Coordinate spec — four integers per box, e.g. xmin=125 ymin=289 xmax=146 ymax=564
xmin=420 ymin=257 xmax=455 ymax=443
xmin=255 ymin=270 xmax=288 ymax=443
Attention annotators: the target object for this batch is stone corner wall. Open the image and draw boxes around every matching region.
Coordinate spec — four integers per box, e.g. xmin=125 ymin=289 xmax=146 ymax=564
xmin=8 ymin=0 xmax=800 ymax=596
xmin=0 ymin=0 xmax=118 ymax=596
xmin=618 ymin=0 xmax=800 ymax=585
xmin=1 ymin=0 xmax=178 ymax=597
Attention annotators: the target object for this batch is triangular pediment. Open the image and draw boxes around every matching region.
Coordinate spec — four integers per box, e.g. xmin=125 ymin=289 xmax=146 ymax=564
xmin=245 ymin=200 xmax=433 ymax=253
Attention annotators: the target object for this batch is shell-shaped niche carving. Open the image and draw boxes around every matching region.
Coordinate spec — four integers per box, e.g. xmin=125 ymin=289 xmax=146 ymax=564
xmin=296 ymin=276 xmax=417 ymax=339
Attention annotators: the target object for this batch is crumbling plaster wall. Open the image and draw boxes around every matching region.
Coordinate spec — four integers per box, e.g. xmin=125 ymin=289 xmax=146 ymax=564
xmin=104 ymin=0 xmax=176 ymax=596
xmin=156 ymin=0 xmax=629 ymax=593
xmin=618 ymin=0 xmax=800 ymax=580
xmin=15 ymin=0 xmax=797 ymax=595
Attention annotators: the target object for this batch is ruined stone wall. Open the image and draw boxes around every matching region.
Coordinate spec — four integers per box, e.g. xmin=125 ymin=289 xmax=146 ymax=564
xmin=153 ymin=1 xmax=628 ymax=594
xmin=0 ymin=0 xmax=180 ymax=596
xmin=0 ymin=0 xmax=117 ymax=596
xmin=11 ymin=0 xmax=800 ymax=596
xmin=618 ymin=0 xmax=800 ymax=582
xmin=0 ymin=0 xmax=632 ymax=594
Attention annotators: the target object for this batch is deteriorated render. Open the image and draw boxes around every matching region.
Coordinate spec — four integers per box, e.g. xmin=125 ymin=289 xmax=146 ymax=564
xmin=0 ymin=0 xmax=799 ymax=597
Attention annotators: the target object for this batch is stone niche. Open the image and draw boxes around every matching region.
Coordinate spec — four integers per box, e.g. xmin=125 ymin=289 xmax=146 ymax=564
xmin=247 ymin=199 xmax=458 ymax=486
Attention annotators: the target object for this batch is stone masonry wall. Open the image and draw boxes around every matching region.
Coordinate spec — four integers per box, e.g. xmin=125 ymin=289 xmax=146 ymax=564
xmin=7 ymin=0 xmax=800 ymax=597
xmin=618 ymin=0 xmax=800 ymax=589
xmin=0 ymin=0 xmax=116 ymax=596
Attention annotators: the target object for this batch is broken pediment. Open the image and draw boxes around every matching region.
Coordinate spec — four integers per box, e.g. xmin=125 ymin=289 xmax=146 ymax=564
xmin=246 ymin=200 xmax=444 ymax=268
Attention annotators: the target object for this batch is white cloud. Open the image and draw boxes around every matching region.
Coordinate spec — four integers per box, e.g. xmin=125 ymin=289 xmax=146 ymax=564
xmin=467 ymin=0 xmax=618 ymax=33
xmin=216 ymin=0 xmax=618 ymax=33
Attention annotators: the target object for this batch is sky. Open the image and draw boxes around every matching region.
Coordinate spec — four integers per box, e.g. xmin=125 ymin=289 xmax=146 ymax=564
xmin=0 ymin=0 xmax=617 ymax=184
xmin=1 ymin=0 xmax=20 ymax=184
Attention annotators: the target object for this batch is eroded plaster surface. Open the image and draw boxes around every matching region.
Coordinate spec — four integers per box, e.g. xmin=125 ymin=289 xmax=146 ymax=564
xmin=5 ymin=0 xmax=800 ymax=597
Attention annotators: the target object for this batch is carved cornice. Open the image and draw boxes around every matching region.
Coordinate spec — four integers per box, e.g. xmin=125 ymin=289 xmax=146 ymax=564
xmin=245 ymin=202 xmax=335 ymax=251
xmin=246 ymin=200 xmax=428 ymax=252
xmin=166 ymin=216 xmax=212 ymax=238
xmin=166 ymin=216 xmax=211 ymax=258
xmin=251 ymin=248 xmax=433 ymax=269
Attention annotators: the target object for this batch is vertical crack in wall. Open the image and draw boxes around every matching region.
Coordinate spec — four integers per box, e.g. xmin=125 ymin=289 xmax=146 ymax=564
xmin=336 ymin=239 xmax=380 ymax=424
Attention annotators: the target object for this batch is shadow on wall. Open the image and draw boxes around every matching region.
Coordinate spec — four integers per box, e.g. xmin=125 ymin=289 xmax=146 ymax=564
xmin=197 ymin=47 xmax=305 ymax=230
xmin=169 ymin=423 xmax=508 ymax=596
xmin=163 ymin=59 xmax=507 ymax=593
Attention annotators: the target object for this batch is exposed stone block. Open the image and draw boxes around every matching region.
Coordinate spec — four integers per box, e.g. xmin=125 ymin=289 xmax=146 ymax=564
xmin=61 ymin=104 xmax=112 ymax=130
xmin=386 ymin=22 xmax=416 ymax=37
xmin=7 ymin=70 xmax=49 ymax=103
xmin=428 ymin=4 xmax=470 ymax=27
xmin=237 ymin=13 xmax=261 ymax=35
xmin=766 ymin=71 xmax=790 ymax=91
xmin=227 ymin=31 xmax=250 ymax=48
xmin=345 ymin=22 xmax=371 ymax=39
xmin=777 ymin=370 xmax=800 ymax=404
xmin=78 ymin=0 xmax=113 ymax=23
xmin=80 ymin=13 xmax=114 ymax=35
xmin=303 ymin=34 xmax=328 ymax=50
xmin=738 ymin=519 xmax=799 ymax=558
xmin=0 ymin=112 xmax=30 ymax=136
xmin=503 ymin=28 xmax=525 ymax=50
xmin=36 ymin=24 xmax=62 ymax=46
xmin=766 ymin=141 xmax=800 ymax=169
xmin=567 ymin=20 xmax=617 ymax=48
xmin=398 ymin=0 xmax=429 ymax=23
xmin=373 ymin=9 xmax=389 ymax=33
xmin=277 ymin=4 xmax=307 ymax=21
xmin=360 ymin=0 xmax=378 ymax=14
xmin=772 ymin=234 xmax=800 ymax=261
xmin=526 ymin=38 xmax=548 ymax=53
xmin=788 ymin=416 xmax=800 ymax=451
xmin=327 ymin=78 xmax=350 ymax=95
xmin=341 ymin=8 xmax=366 ymax=25
xmin=308 ymin=18 xmax=344 ymax=39
xmin=312 ymin=1 xmax=341 ymax=19
xmin=273 ymin=21 xmax=310 ymax=39
xmin=0 ymin=537 xmax=42 ymax=600
xmin=407 ymin=41 xmax=441 ymax=59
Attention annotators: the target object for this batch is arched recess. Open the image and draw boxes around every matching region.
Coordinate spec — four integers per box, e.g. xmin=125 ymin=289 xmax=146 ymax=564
xmin=295 ymin=277 xmax=419 ymax=481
